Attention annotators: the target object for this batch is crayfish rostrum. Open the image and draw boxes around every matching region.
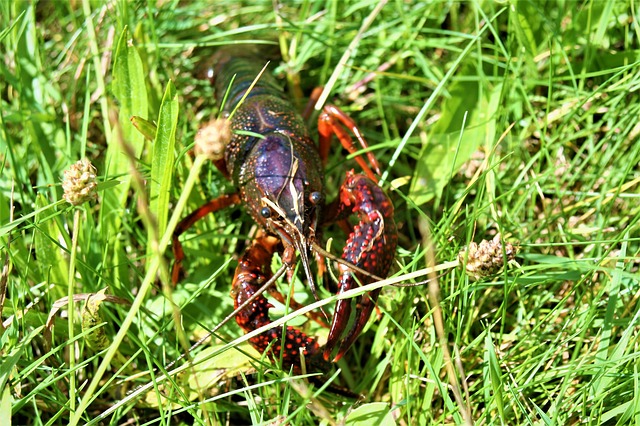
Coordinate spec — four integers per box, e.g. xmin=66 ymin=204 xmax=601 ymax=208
xmin=172 ymin=48 xmax=397 ymax=372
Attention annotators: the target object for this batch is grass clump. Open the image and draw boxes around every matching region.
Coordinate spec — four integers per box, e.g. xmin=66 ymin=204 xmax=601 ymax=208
xmin=1 ymin=1 xmax=639 ymax=425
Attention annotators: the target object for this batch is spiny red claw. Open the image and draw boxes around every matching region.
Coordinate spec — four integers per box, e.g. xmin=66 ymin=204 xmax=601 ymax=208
xmin=323 ymin=170 xmax=397 ymax=362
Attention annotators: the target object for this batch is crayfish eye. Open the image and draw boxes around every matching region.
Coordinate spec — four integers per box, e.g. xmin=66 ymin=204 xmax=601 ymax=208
xmin=260 ymin=207 xmax=272 ymax=218
xmin=309 ymin=191 xmax=322 ymax=204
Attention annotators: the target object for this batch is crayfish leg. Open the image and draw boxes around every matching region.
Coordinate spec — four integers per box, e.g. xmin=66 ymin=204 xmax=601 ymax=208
xmin=171 ymin=193 xmax=241 ymax=284
xmin=317 ymin=104 xmax=381 ymax=182
xmin=302 ymin=86 xmax=324 ymax=121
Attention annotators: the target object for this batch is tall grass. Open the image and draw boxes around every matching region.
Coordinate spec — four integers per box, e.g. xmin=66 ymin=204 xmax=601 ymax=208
xmin=1 ymin=1 xmax=639 ymax=424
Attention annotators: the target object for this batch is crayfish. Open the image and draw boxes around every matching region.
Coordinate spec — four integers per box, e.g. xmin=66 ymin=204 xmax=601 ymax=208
xmin=172 ymin=48 xmax=397 ymax=373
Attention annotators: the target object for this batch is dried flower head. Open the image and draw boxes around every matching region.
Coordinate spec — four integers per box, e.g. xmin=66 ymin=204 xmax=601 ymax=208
xmin=62 ymin=159 xmax=98 ymax=206
xmin=194 ymin=118 xmax=232 ymax=160
xmin=458 ymin=234 xmax=518 ymax=280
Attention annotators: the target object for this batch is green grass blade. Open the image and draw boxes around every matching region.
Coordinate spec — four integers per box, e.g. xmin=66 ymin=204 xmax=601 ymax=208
xmin=0 ymin=10 xmax=25 ymax=43
xmin=344 ymin=402 xmax=396 ymax=426
xmin=484 ymin=332 xmax=505 ymax=422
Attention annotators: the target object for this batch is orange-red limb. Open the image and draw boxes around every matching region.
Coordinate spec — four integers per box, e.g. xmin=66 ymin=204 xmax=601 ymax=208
xmin=171 ymin=193 xmax=241 ymax=284
xmin=317 ymin=104 xmax=381 ymax=182
xmin=304 ymin=86 xmax=380 ymax=182
xmin=302 ymin=87 xmax=324 ymax=121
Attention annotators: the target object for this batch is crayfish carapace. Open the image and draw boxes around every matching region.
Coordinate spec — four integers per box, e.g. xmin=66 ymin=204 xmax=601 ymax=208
xmin=172 ymin=48 xmax=397 ymax=372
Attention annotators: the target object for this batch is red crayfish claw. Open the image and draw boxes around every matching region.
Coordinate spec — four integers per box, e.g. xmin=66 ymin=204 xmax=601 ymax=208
xmin=321 ymin=171 xmax=398 ymax=362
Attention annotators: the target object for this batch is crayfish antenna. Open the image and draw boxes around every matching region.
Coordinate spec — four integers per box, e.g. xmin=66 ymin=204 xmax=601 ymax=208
xmin=295 ymin=238 xmax=329 ymax=321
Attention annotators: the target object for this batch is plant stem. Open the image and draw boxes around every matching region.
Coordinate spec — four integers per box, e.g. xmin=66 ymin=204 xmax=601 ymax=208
xmin=67 ymin=209 xmax=81 ymax=414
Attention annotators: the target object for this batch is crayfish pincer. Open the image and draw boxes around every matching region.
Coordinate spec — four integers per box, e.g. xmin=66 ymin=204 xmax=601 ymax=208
xmin=172 ymin=48 xmax=397 ymax=372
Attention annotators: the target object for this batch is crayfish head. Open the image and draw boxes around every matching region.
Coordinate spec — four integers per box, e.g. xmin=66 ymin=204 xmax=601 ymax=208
xmin=244 ymin=133 xmax=324 ymax=295
xmin=268 ymin=212 xmax=322 ymax=305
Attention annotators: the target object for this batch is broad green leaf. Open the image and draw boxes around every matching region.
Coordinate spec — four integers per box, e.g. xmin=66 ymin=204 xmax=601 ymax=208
xmin=593 ymin=1 xmax=615 ymax=48
xmin=102 ymin=28 xmax=147 ymax=235
xmin=34 ymin=194 xmax=68 ymax=295
xmin=0 ymin=385 xmax=11 ymax=425
xmin=481 ymin=82 xmax=502 ymax=206
xmin=510 ymin=0 xmax=539 ymax=58
xmin=148 ymin=80 xmax=178 ymax=247
xmin=110 ymin=25 xmax=147 ymax=157
xmin=344 ymin=402 xmax=396 ymax=426
xmin=142 ymin=344 xmax=261 ymax=408
xmin=186 ymin=344 xmax=261 ymax=391
xmin=103 ymin=26 xmax=147 ymax=288
xmin=409 ymin=64 xmax=491 ymax=205
xmin=601 ymin=401 xmax=632 ymax=424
